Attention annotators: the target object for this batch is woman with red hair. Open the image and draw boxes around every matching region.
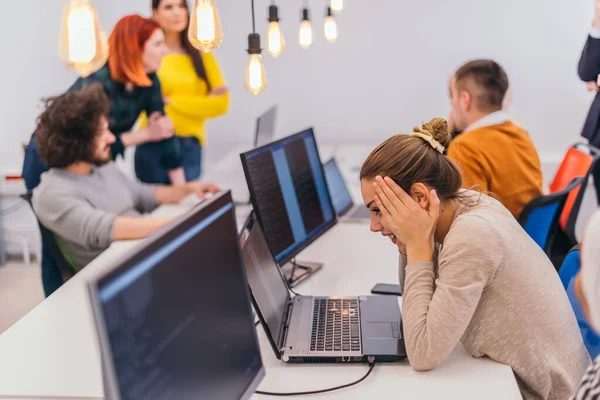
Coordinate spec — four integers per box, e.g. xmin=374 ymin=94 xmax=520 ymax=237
xmin=22 ymin=14 xmax=186 ymax=297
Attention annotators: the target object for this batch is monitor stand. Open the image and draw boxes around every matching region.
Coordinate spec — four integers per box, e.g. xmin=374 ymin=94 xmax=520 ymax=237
xmin=282 ymin=259 xmax=323 ymax=288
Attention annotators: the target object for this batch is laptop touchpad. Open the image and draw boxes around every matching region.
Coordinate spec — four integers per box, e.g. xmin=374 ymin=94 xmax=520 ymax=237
xmin=363 ymin=322 xmax=394 ymax=339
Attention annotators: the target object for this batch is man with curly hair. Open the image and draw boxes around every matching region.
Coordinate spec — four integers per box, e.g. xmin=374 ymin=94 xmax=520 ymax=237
xmin=32 ymin=84 xmax=220 ymax=272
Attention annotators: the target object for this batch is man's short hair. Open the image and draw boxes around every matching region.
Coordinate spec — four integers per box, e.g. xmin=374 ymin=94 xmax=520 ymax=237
xmin=454 ymin=59 xmax=509 ymax=112
xmin=35 ymin=83 xmax=110 ymax=169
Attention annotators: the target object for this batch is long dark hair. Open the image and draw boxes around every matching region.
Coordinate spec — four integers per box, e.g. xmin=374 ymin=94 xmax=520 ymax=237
xmin=152 ymin=0 xmax=211 ymax=90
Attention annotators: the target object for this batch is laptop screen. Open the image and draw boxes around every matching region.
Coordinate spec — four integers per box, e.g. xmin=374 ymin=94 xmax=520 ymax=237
xmin=95 ymin=193 xmax=263 ymax=400
xmin=241 ymin=128 xmax=336 ymax=265
xmin=323 ymin=159 xmax=354 ymax=216
xmin=254 ymin=106 xmax=278 ymax=147
xmin=241 ymin=216 xmax=290 ymax=350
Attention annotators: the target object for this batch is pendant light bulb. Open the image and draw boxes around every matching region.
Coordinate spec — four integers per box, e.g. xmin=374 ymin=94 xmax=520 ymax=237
xmin=331 ymin=0 xmax=343 ymax=13
xmin=245 ymin=34 xmax=267 ymax=95
xmin=266 ymin=5 xmax=285 ymax=57
xmin=298 ymin=8 xmax=313 ymax=49
xmin=58 ymin=0 xmax=108 ymax=77
xmin=324 ymin=7 xmax=337 ymax=42
xmin=188 ymin=0 xmax=223 ymax=52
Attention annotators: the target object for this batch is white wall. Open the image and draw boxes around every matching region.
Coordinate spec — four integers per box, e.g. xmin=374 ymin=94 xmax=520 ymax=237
xmin=0 ymin=0 xmax=596 ymax=173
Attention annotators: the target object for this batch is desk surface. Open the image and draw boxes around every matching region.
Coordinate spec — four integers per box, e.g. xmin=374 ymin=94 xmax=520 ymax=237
xmin=0 ymin=146 xmax=521 ymax=400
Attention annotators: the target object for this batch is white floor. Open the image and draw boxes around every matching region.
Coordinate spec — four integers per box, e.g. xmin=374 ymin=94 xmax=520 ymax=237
xmin=0 ymin=261 xmax=44 ymax=334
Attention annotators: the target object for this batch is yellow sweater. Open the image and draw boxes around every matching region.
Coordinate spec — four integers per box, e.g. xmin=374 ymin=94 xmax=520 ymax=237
xmin=139 ymin=52 xmax=229 ymax=145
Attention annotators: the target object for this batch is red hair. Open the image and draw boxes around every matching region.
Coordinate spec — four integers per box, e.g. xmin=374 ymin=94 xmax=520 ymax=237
xmin=108 ymin=15 xmax=161 ymax=87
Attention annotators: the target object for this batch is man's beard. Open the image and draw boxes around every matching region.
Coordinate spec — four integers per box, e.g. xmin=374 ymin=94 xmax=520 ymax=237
xmin=93 ymin=148 xmax=112 ymax=166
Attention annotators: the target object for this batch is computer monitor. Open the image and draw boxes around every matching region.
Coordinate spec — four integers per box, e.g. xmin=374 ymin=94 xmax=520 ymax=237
xmin=88 ymin=192 xmax=265 ymax=400
xmin=240 ymin=128 xmax=337 ymax=286
xmin=254 ymin=106 xmax=278 ymax=147
xmin=323 ymin=158 xmax=354 ymax=216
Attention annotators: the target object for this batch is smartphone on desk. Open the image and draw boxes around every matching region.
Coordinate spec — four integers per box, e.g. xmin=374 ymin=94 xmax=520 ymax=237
xmin=371 ymin=283 xmax=402 ymax=296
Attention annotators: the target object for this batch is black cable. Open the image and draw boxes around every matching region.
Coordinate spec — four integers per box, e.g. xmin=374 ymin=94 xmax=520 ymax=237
xmin=256 ymin=362 xmax=376 ymax=397
xmin=255 ymin=319 xmax=260 ymax=326
xmin=286 ymin=258 xmax=303 ymax=296
xmin=251 ymin=0 xmax=256 ymax=33
xmin=0 ymin=200 xmax=26 ymax=216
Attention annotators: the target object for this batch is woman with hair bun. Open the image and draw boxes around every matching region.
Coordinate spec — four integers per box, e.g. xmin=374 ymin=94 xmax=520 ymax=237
xmin=360 ymin=118 xmax=589 ymax=400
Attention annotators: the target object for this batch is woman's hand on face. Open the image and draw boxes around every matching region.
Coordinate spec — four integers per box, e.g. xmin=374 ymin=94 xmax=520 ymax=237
xmin=373 ymin=176 xmax=440 ymax=259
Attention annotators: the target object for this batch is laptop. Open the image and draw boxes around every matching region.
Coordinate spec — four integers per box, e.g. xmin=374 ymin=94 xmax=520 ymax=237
xmin=323 ymin=158 xmax=371 ymax=222
xmin=240 ymin=213 xmax=406 ymax=364
xmin=89 ymin=191 xmax=265 ymax=400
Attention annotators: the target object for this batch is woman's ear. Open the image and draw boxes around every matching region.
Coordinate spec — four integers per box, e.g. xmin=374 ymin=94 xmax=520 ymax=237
xmin=410 ymin=183 xmax=430 ymax=209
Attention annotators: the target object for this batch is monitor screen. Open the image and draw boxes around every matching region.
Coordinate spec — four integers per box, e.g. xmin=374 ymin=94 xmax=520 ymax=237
xmin=241 ymin=215 xmax=290 ymax=351
xmin=241 ymin=128 xmax=336 ymax=265
xmin=94 ymin=193 xmax=263 ymax=400
xmin=323 ymin=159 xmax=354 ymax=216
xmin=254 ymin=106 xmax=278 ymax=147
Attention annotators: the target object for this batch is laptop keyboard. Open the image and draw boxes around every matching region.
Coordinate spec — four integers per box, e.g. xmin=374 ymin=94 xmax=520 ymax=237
xmin=310 ymin=298 xmax=361 ymax=352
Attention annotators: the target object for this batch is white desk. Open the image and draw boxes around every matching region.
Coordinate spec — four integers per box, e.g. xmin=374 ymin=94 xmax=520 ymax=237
xmin=0 ymin=146 xmax=521 ymax=400
xmin=0 ymin=204 xmax=520 ymax=400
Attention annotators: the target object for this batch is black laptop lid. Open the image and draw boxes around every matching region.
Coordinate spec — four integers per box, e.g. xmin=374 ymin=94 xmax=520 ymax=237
xmin=241 ymin=214 xmax=291 ymax=354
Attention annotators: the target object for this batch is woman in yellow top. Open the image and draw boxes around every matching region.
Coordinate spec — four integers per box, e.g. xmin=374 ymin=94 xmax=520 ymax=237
xmin=136 ymin=0 xmax=230 ymax=184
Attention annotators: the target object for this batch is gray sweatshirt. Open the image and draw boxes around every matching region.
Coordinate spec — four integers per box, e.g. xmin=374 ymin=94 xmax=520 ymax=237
xmin=399 ymin=190 xmax=589 ymax=400
xmin=33 ymin=163 xmax=158 ymax=270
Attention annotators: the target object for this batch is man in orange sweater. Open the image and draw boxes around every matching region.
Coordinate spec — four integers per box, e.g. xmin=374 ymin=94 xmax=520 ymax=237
xmin=447 ymin=59 xmax=543 ymax=219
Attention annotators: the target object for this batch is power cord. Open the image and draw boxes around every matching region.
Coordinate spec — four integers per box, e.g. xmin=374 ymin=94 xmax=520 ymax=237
xmin=0 ymin=200 xmax=26 ymax=216
xmin=255 ymin=359 xmax=376 ymax=397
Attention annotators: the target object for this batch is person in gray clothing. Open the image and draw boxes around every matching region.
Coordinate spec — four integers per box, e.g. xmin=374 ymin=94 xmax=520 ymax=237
xmin=32 ymin=84 xmax=219 ymax=271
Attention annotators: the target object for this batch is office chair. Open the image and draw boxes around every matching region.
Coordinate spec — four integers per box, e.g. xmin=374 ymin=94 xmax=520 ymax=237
xmin=550 ymin=143 xmax=600 ymax=244
xmin=519 ymin=177 xmax=584 ymax=260
xmin=558 ymin=245 xmax=600 ymax=359
xmin=20 ymin=192 xmax=75 ymax=284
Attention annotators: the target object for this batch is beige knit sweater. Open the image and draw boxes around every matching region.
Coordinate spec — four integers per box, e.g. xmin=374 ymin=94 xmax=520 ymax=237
xmin=399 ymin=190 xmax=589 ymax=400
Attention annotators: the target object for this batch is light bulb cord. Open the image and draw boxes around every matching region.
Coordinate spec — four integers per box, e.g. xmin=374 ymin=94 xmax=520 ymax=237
xmin=251 ymin=0 xmax=256 ymax=33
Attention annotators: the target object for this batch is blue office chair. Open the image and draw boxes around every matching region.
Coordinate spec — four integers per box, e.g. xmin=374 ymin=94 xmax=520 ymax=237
xmin=558 ymin=246 xmax=600 ymax=359
xmin=518 ymin=177 xmax=584 ymax=259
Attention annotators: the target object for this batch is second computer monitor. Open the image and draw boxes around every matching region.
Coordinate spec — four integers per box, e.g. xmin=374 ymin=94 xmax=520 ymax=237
xmin=240 ymin=128 xmax=336 ymax=266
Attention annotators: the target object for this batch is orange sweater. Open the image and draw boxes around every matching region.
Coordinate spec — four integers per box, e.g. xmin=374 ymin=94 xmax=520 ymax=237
xmin=447 ymin=121 xmax=543 ymax=219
